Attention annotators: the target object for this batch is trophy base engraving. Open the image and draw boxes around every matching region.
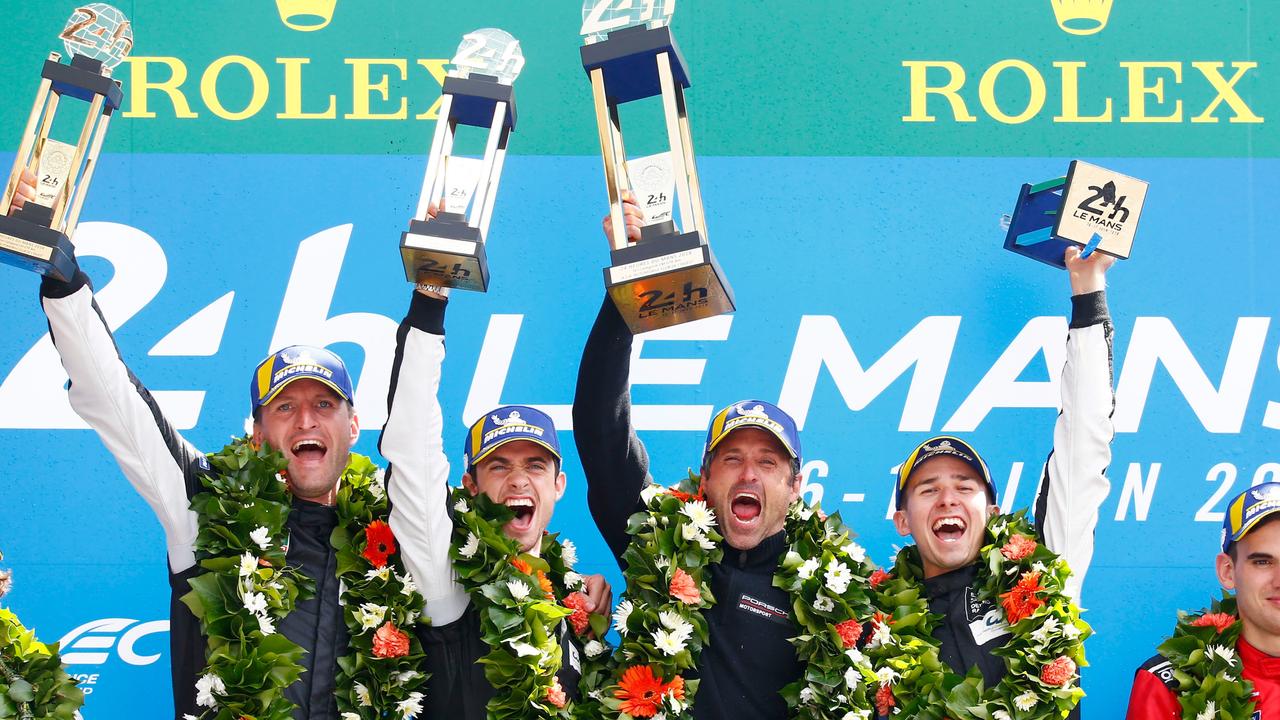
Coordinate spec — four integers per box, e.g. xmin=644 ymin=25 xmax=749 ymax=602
xmin=0 ymin=211 xmax=75 ymax=281
xmin=400 ymin=213 xmax=489 ymax=292
xmin=606 ymin=229 xmax=734 ymax=333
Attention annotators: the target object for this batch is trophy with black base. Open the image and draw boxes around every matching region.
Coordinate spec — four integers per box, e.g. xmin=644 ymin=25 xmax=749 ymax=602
xmin=400 ymin=28 xmax=522 ymax=293
xmin=0 ymin=4 xmax=132 ymax=282
xmin=580 ymin=0 xmax=734 ymax=333
xmin=1004 ymin=160 xmax=1149 ymax=268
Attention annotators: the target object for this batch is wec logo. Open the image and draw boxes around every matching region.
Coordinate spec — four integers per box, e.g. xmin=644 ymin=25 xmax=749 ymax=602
xmin=58 ymin=618 xmax=168 ymax=666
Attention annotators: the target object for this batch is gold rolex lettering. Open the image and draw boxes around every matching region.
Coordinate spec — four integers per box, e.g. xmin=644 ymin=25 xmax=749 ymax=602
xmin=345 ymin=58 xmax=408 ymax=120
xmin=122 ymin=56 xmax=200 ymax=119
xmin=201 ymin=56 xmax=271 ymax=121
xmin=1053 ymin=61 xmax=1112 ymax=122
xmin=278 ymin=58 xmax=338 ymax=119
xmin=902 ymin=60 xmax=977 ymax=123
xmin=1121 ymin=61 xmax=1183 ymax=123
xmin=1191 ymin=61 xmax=1264 ymax=123
xmin=977 ymin=59 xmax=1046 ymax=124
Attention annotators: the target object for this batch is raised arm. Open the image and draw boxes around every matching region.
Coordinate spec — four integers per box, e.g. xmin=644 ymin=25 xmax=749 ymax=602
xmin=380 ymin=288 xmax=470 ymax=626
xmin=41 ymin=269 xmax=205 ymax=573
xmin=1032 ymin=247 xmax=1116 ymax=603
xmin=572 ymin=194 xmax=652 ymax=562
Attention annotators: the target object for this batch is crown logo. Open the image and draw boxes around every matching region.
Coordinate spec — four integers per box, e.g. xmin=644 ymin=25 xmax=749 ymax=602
xmin=1049 ymin=0 xmax=1113 ymax=36
xmin=492 ymin=410 xmax=526 ymax=427
xmin=734 ymin=404 xmax=768 ymax=418
xmin=276 ymin=0 xmax=337 ymax=31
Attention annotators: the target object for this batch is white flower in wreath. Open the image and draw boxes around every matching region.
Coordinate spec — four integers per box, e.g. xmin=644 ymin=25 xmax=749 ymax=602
xmin=562 ymin=539 xmax=579 ymax=568
xmin=564 ymin=571 xmax=586 ymax=590
xmin=249 ymin=526 xmax=271 ymax=550
xmin=195 ymin=672 xmax=226 ymax=708
xmin=1195 ymin=703 xmax=1217 ymax=720
xmin=825 ymin=559 xmax=852 ymax=595
xmin=654 ymin=628 xmax=688 ymax=656
xmin=813 ymin=595 xmax=835 ymax=613
xmin=399 ymin=571 xmax=418 ymax=596
xmin=275 ymin=472 xmax=288 ymax=485
xmin=395 ymin=670 xmax=423 ymax=684
xmin=1061 ymin=621 xmax=1082 ymax=640
xmin=844 ymin=666 xmax=860 ymax=689
xmin=1208 ymin=644 xmax=1237 ymax=664
xmin=454 ymin=497 xmax=470 ymax=513
xmin=842 ymin=710 xmax=871 ymax=720
xmin=1030 ymin=615 xmax=1060 ymax=646
xmin=874 ymin=666 xmax=899 ymax=685
xmin=613 ymin=599 xmax=634 ymax=636
xmin=696 ymin=533 xmax=717 ymax=551
xmin=356 ymin=603 xmax=387 ymax=631
xmin=992 ymin=711 xmax=1012 ymax=720
xmin=243 ymin=591 xmax=268 ymax=617
xmin=257 ymin=614 xmax=276 ymax=636
xmin=585 ymin=639 xmax=606 ymax=658
xmin=658 ymin=610 xmax=693 ymax=641
xmin=371 ymin=467 xmax=387 ymax=500
xmin=791 ymin=503 xmax=814 ymax=521
xmin=680 ymin=500 xmax=716 ymax=534
xmin=656 ymin=555 xmax=671 ymax=570
xmin=354 ymin=681 xmax=372 ymax=706
xmin=365 ymin=566 xmax=390 ymax=582
xmin=867 ymin=618 xmax=894 ymax=649
xmin=845 ymin=647 xmax=866 ymax=665
xmin=799 ymin=687 xmax=815 ymax=704
xmin=342 ymin=714 xmax=361 ymax=720
xmin=640 ymin=484 xmax=664 ymax=505
xmin=1013 ymin=690 xmax=1038 ymax=711
xmin=1031 ymin=561 xmax=1049 ymax=575
xmin=405 ymin=610 xmax=419 ymax=625
xmin=398 ymin=691 xmax=425 ymax=719
xmin=797 ymin=557 xmax=820 ymax=580
xmin=681 ymin=523 xmax=702 ymax=542
xmin=842 ymin=542 xmax=866 ymax=564
xmin=507 ymin=639 xmax=540 ymax=657
xmin=507 ymin=579 xmax=531 ymax=602
xmin=458 ymin=532 xmax=480 ymax=559
xmin=239 ymin=552 xmax=257 ymax=578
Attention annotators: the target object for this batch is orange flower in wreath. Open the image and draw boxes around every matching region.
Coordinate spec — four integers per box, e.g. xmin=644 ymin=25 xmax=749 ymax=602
xmin=669 ymin=568 xmax=701 ymax=605
xmin=511 ymin=557 xmax=533 ymax=575
xmin=372 ymin=621 xmax=410 ymax=658
xmin=362 ymin=520 xmax=397 ymax=569
xmin=999 ymin=570 xmax=1046 ymax=624
xmin=615 ymin=665 xmax=669 ymax=718
xmin=537 ymin=570 xmax=556 ymax=599
xmin=1190 ymin=612 xmax=1236 ymax=634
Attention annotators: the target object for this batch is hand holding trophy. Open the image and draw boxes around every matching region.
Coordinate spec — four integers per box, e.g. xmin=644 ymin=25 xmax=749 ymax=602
xmin=580 ymin=0 xmax=735 ymax=333
xmin=400 ymin=28 xmax=523 ymax=292
xmin=0 ymin=3 xmax=132 ymax=281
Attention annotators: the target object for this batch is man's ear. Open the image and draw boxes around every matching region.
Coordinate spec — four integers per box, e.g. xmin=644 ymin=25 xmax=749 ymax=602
xmin=892 ymin=509 xmax=912 ymax=538
xmin=251 ymin=420 xmax=262 ymax=447
xmin=348 ymin=410 xmax=360 ymax=448
xmin=555 ymin=471 xmax=567 ymax=501
xmin=1216 ymin=552 xmax=1237 ymax=591
xmin=462 ymin=472 xmax=478 ymax=496
xmin=789 ymin=472 xmax=802 ymax=503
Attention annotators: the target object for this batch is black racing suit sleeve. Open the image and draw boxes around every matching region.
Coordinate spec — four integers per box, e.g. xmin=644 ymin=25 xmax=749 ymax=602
xmin=572 ymin=296 xmax=652 ymax=563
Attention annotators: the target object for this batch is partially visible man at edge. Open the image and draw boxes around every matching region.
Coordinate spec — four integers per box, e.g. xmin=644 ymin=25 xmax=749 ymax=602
xmin=1125 ymin=483 xmax=1280 ymax=719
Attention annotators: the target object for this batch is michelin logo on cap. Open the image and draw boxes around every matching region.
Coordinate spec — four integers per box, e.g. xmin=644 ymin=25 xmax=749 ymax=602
xmin=483 ymin=410 xmax=547 ymax=443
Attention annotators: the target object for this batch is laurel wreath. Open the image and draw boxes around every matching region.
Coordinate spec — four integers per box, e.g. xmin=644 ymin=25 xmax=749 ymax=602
xmin=449 ymin=488 xmax=611 ymax=719
xmin=0 ymin=566 xmax=84 ymax=720
xmin=867 ymin=511 xmax=1090 ymax=720
xmin=1154 ymin=595 xmax=1256 ymax=720
xmin=582 ymin=474 xmax=878 ymax=720
xmin=182 ymin=438 xmax=429 ymax=719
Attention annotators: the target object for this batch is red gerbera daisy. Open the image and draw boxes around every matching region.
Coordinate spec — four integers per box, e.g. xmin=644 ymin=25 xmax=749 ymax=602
xmin=1191 ymin=612 xmax=1237 ymax=634
xmin=999 ymin=570 xmax=1046 ymax=624
xmin=615 ymin=665 xmax=667 ymax=718
xmin=362 ymin=520 xmax=397 ymax=569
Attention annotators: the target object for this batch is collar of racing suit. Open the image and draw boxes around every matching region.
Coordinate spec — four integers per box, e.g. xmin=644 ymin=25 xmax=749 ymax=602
xmin=920 ymin=561 xmax=980 ymax=598
xmin=1240 ymin=633 xmax=1280 ymax=672
xmin=724 ymin=529 xmax=788 ymax=571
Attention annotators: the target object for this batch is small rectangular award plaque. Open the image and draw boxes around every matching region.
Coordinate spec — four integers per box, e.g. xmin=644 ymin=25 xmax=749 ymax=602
xmin=1004 ymin=160 xmax=1149 ymax=268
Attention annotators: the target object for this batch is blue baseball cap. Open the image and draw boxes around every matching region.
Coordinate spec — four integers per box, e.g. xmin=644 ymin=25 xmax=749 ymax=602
xmin=250 ymin=345 xmax=355 ymax=414
xmin=464 ymin=405 xmax=561 ymax=469
xmin=1223 ymin=482 xmax=1280 ymax=552
xmin=704 ymin=400 xmax=801 ymax=462
xmin=896 ymin=436 xmax=996 ymax=510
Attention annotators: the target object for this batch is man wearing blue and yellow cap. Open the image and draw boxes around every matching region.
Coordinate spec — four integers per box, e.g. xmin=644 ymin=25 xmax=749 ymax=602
xmin=576 ymin=200 xmax=815 ymax=720
xmin=888 ymin=246 xmax=1117 ymax=717
xmin=1126 ymin=483 xmax=1280 ymax=719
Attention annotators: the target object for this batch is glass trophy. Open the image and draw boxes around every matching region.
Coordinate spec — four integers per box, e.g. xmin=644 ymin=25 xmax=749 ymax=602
xmin=0 ymin=3 xmax=132 ymax=281
xmin=400 ymin=28 xmax=523 ymax=292
xmin=580 ymin=0 xmax=735 ymax=333
xmin=1004 ymin=160 xmax=1149 ymax=268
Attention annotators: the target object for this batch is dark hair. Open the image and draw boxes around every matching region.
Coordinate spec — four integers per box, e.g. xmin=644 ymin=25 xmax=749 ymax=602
xmin=1226 ymin=513 xmax=1280 ymax=560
